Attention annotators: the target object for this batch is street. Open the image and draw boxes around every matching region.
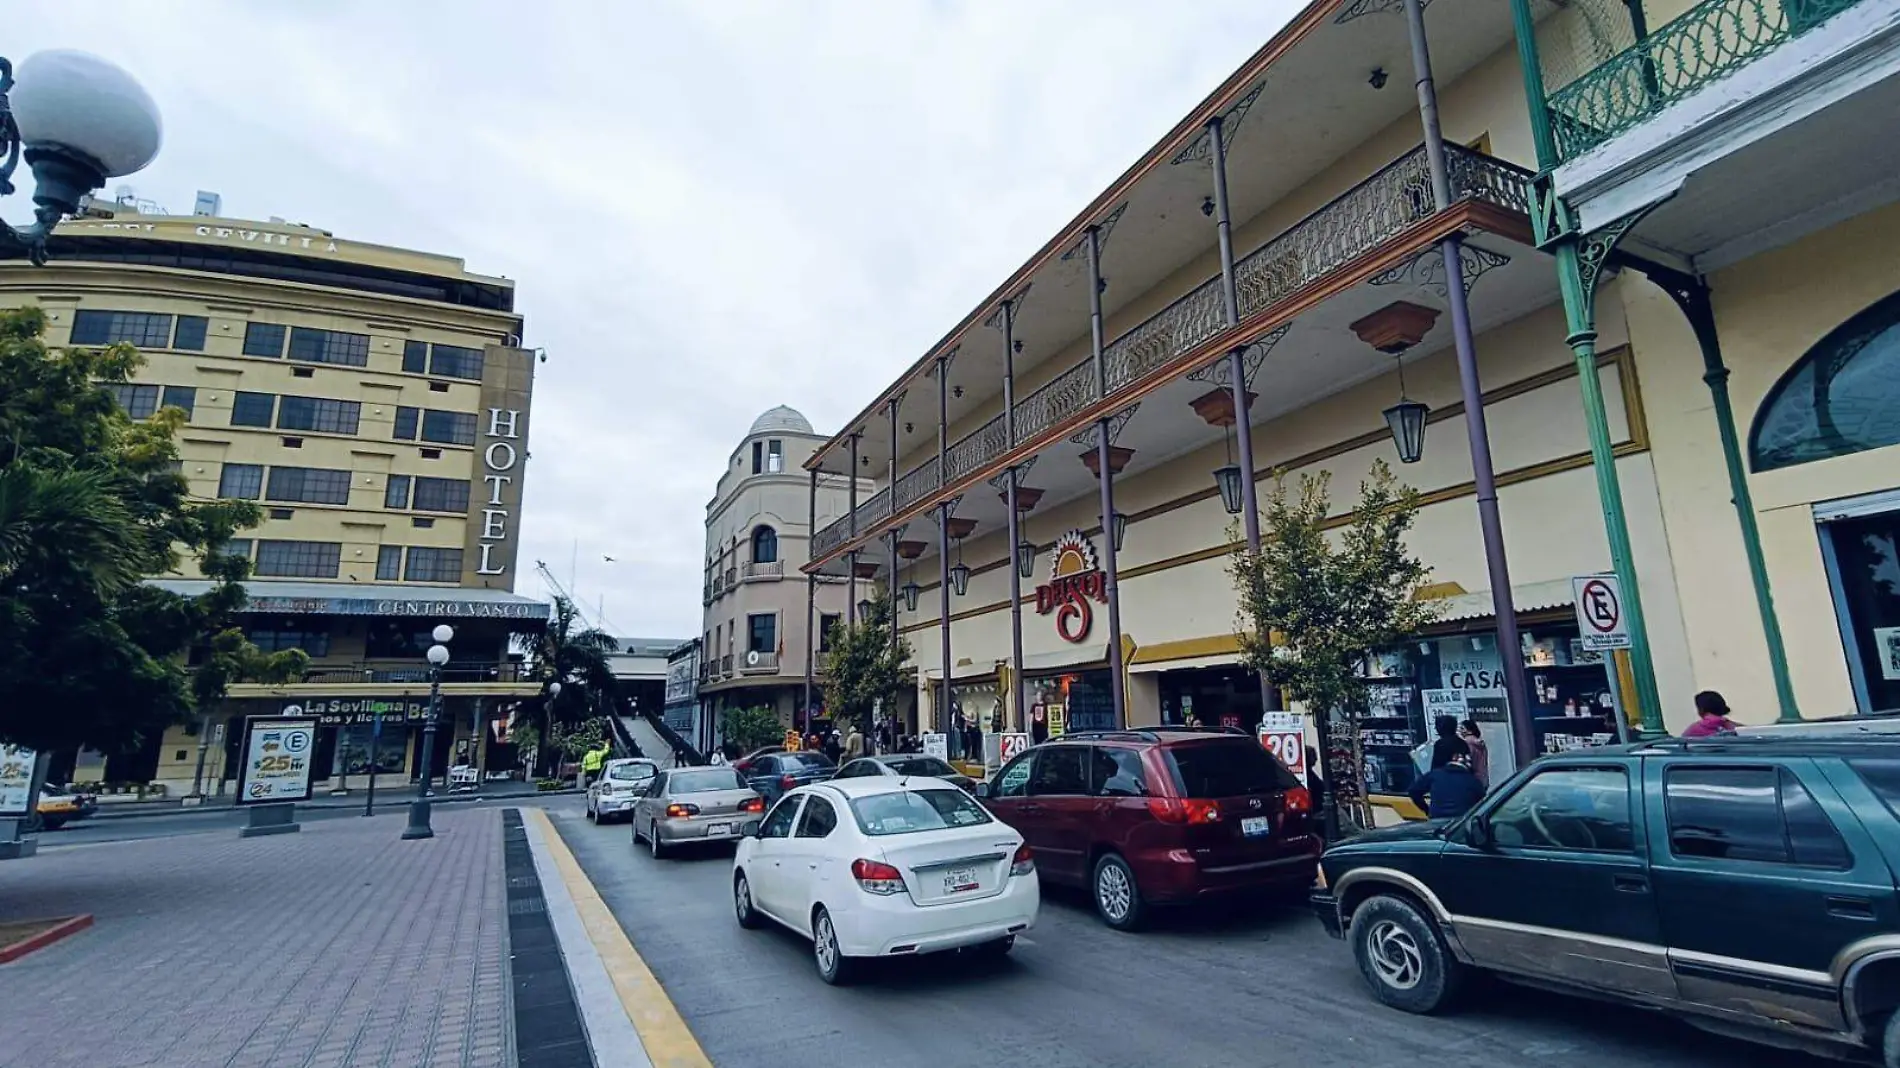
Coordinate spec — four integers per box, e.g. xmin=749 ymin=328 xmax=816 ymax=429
xmin=545 ymin=797 xmax=1832 ymax=1068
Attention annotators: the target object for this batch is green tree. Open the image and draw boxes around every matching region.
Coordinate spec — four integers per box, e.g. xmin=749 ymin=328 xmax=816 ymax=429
xmin=514 ymin=595 xmax=619 ymax=773
xmin=1230 ymin=459 xmax=1438 ymax=834
xmin=719 ymin=705 xmax=783 ymax=753
xmin=0 ymin=307 xmax=302 ymax=755
xmin=822 ymin=587 xmax=909 ymax=744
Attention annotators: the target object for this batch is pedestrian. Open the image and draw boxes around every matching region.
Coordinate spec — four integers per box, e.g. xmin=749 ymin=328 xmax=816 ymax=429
xmin=844 ymin=724 xmax=865 ymax=762
xmin=708 ymin=747 xmax=728 ymax=766
xmin=1304 ymin=745 xmax=1328 ymax=839
xmin=1430 ymin=715 xmax=1469 ymax=770
xmin=824 ymin=730 xmax=842 ymax=763
xmin=579 ymin=741 xmax=608 ymax=789
xmin=1458 ymin=718 xmax=1490 ymax=787
xmin=783 ymin=728 xmax=801 ymax=752
xmin=1682 ymin=690 xmax=1740 ymax=738
xmin=1408 ymin=752 xmax=1485 ymax=820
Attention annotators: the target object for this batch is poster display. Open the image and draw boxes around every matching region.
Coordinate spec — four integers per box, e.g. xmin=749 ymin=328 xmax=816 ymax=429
xmin=236 ymin=716 xmax=320 ymax=805
xmin=0 ymin=744 xmax=37 ymax=816
xmin=921 ymin=733 xmax=949 ymax=761
xmin=999 ymin=733 xmax=1031 ymax=765
xmin=1257 ymin=712 xmax=1306 ymax=779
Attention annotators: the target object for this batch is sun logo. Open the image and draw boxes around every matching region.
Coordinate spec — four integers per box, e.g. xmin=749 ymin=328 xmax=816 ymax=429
xmin=1049 ymin=530 xmax=1099 ymax=583
xmin=1035 ymin=530 xmax=1107 ymax=643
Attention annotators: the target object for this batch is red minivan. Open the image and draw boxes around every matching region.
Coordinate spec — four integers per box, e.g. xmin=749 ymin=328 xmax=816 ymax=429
xmin=977 ymin=728 xmax=1319 ymax=930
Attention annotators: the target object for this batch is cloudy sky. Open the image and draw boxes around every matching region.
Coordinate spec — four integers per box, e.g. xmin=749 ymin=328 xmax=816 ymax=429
xmin=13 ymin=0 xmax=1300 ymax=639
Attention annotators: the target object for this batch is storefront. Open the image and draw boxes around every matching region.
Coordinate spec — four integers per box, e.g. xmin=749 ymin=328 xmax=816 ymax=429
xmin=1024 ymin=668 xmax=1115 ymax=740
xmin=1157 ymin=664 xmax=1264 ymax=732
xmin=1816 ymin=489 xmax=1900 ymax=715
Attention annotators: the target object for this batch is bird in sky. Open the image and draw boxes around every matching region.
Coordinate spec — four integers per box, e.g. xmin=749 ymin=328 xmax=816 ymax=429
xmin=603 ymin=555 xmax=617 ymax=563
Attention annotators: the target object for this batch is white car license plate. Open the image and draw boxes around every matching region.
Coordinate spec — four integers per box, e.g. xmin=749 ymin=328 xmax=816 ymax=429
xmin=705 ymin=822 xmax=731 ymax=836
xmin=942 ymin=867 xmax=979 ymax=893
xmin=1241 ymin=816 xmax=1271 ymax=837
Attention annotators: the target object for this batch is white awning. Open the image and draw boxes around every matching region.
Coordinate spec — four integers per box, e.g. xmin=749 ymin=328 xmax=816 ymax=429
xmin=1429 ymin=578 xmax=1575 ymax=624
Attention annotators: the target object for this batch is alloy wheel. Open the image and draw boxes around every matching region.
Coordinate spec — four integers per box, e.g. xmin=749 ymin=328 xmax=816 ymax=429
xmin=1366 ymin=918 xmax=1424 ymax=990
xmin=1097 ymin=862 xmax=1132 ymax=922
xmin=814 ymin=912 xmax=838 ymax=976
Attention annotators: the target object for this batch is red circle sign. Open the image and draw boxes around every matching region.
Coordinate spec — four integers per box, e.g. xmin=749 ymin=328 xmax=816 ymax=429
xmin=1579 ymin=578 xmax=1621 ymax=635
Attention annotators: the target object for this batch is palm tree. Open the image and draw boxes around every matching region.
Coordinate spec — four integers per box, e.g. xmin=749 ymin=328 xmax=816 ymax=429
xmin=514 ymin=596 xmax=620 ymax=773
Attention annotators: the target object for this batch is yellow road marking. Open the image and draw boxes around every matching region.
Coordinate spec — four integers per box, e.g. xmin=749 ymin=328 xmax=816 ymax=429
xmin=525 ymin=807 xmax=714 ymax=1068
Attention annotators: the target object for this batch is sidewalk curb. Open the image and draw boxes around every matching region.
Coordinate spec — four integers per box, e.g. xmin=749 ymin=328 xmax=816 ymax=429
xmin=86 ymin=788 xmax=581 ymax=822
xmin=0 ymin=914 xmax=94 ymax=963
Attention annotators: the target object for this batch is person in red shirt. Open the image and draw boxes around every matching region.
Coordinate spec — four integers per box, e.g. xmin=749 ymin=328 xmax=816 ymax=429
xmin=1682 ymin=691 xmax=1739 ymax=737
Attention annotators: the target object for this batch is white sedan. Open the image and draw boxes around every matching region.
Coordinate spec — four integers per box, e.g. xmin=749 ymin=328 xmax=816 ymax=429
xmin=732 ymin=776 xmax=1038 ymax=984
xmin=586 ymin=758 xmax=658 ymax=823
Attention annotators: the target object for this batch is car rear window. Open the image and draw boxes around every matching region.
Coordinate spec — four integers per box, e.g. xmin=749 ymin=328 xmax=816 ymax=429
xmin=669 ymin=768 xmax=746 ymax=793
xmin=783 ymin=753 xmax=834 ymax=770
xmin=849 ymin=788 xmax=993 ymax=836
xmin=607 ymin=763 xmax=655 ymax=781
xmin=888 ymin=757 xmax=958 ymax=778
xmin=1849 ymin=758 xmax=1900 ymax=819
xmin=1165 ymin=741 xmax=1301 ymax=798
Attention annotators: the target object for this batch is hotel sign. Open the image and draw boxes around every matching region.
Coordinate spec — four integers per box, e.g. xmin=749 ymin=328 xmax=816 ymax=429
xmin=1035 ymin=531 xmax=1109 ymax=644
xmin=243 ymin=596 xmax=548 ymax=620
xmin=462 ymin=346 xmax=534 ymax=588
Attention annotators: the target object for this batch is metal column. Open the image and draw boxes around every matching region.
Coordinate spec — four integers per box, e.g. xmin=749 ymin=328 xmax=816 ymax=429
xmin=1506 ymin=0 xmax=1666 ymax=732
xmin=1403 ymin=0 xmax=1538 ymax=765
xmin=1207 ymin=114 xmax=1278 ymax=717
xmin=1085 ymin=226 xmax=1127 ymax=729
xmin=846 ymin=432 xmax=860 ymax=627
xmin=935 ymin=354 xmax=954 ymax=737
xmin=803 ymin=469 xmax=817 ymax=732
xmin=1001 ymin=298 xmax=1028 ymax=733
xmin=888 ymin=399 xmax=901 ymax=663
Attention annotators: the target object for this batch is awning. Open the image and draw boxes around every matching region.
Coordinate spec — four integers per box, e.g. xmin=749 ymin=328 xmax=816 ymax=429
xmin=1129 ymin=653 xmax=1242 ymax=675
xmin=144 ymin=579 xmax=552 ymax=622
xmin=1427 ymin=578 xmax=1575 ymax=624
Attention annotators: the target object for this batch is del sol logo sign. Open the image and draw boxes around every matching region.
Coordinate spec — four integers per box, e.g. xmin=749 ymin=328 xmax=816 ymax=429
xmin=1035 ymin=530 xmax=1108 ymax=644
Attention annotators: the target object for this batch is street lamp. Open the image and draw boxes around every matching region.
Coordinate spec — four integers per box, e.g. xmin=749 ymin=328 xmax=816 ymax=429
xmin=1016 ymin=540 xmax=1036 ymax=580
xmin=1214 ymin=465 xmax=1244 ymax=516
xmin=948 ymin=561 xmax=970 ymax=597
xmin=401 ymin=624 xmax=453 ymax=841
xmin=1383 ymin=354 xmax=1428 ymax=465
xmin=1110 ymin=512 xmax=1128 ymax=553
xmin=857 ymin=598 xmax=874 ymax=619
xmin=2 ymin=51 xmax=162 ymax=265
xmin=901 ymin=580 xmax=920 ymax=613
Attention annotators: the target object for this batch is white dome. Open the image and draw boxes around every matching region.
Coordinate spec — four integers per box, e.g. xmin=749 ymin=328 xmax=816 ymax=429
xmin=749 ymin=405 xmax=813 ymax=436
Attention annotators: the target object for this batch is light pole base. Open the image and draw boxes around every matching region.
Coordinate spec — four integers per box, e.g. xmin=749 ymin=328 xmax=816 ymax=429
xmin=238 ymin=804 xmax=299 ymax=838
xmin=180 ymin=795 xmax=205 ymax=807
xmin=401 ymin=798 xmax=434 ymax=840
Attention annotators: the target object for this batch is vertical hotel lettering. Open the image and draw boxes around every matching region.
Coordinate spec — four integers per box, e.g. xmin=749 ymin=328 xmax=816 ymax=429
xmin=477 ymin=408 xmax=519 ymax=576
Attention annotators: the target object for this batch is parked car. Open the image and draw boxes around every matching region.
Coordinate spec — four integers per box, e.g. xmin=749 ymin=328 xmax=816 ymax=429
xmin=586 ymin=758 xmax=659 ymax=823
xmin=976 ymin=728 xmax=1318 ymax=930
xmin=32 ymin=785 xmax=92 ymax=831
xmin=630 ymin=766 xmax=765 ymax=858
xmin=742 ymin=751 xmax=837 ymax=805
xmin=733 ymin=777 xmax=1038 ymax=984
xmin=835 ymin=755 xmax=977 ymax=792
xmin=1311 ymin=736 xmax=1900 ymax=1066
xmin=731 ymin=745 xmax=785 ymax=774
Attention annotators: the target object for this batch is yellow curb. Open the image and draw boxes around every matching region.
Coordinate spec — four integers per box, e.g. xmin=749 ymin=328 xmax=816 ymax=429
xmin=524 ymin=808 xmax=714 ymax=1068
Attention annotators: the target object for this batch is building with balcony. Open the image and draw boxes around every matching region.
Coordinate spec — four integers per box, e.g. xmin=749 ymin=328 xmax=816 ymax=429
xmin=1506 ymin=0 xmax=1900 ymax=723
xmin=799 ymin=0 xmax=1869 ymax=811
xmin=7 ymin=196 xmax=551 ymax=794
xmin=699 ymin=406 xmax=875 ymax=736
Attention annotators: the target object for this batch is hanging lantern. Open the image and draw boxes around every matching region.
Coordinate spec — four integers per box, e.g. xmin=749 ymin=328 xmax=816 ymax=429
xmin=948 ymin=562 xmax=971 ymax=597
xmin=1213 ymin=464 xmax=1244 ymax=515
xmin=857 ymin=599 xmax=874 ymax=619
xmin=1015 ymin=540 xmax=1036 ymax=580
xmin=1384 ymin=398 xmax=1428 ymax=465
xmin=1111 ymin=512 xmax=1128 ymax=553
xmin=901 ymin=581 xmax=921 ymax=613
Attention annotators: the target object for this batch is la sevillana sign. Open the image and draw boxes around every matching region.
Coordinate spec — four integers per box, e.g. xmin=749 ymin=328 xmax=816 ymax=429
xmin=1035 ymin=531 xmax=1109 ymax=643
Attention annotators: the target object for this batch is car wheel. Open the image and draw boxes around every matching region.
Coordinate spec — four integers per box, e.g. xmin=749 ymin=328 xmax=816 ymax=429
xmin=734 ymin=872 xmax=762 ymax=930
xmin=648 ymin=821 xmax=667 ymax=859
xmin=1350 ymin=893 xmax=1464 ymax=1014
xmin=586 ymin=799 xmax=596 ymax=821
xmin=1092 ymin=853 xmax=1146 ymax=931
xmin=811 ymin=907 xmax=855 ymax=985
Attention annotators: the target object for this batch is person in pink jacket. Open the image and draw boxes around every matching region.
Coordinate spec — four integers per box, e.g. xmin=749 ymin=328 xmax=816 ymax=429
xmin=1682 ymin=691 xmax=1739 ymax=737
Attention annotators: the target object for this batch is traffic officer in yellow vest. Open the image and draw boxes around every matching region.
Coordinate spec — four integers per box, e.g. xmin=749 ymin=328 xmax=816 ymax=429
xmin=580 ymin=741 xmax=610 ymax=788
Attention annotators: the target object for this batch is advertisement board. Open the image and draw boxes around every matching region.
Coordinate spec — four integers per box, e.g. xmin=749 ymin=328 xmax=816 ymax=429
xmin=0 ymin=745 xmax=37 ymax=816
xmin=1257 ymin=711 xmax=1306 ymax=779
xmin=235 ymin=716 xmax=320 ymax=806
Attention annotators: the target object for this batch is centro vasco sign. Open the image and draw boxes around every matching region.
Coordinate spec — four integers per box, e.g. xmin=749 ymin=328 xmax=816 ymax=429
xmin=1035 ymin=531 xmax=1108 ymax=644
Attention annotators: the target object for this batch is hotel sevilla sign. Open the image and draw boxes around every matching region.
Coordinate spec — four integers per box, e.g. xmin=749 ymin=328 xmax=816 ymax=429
xmin=1035 ymin=531 xmax=1108 ymax=644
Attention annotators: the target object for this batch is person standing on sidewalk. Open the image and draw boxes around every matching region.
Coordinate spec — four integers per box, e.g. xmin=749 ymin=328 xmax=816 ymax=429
xmin=1682 ymin=691 xmax=1740 ymax=737
xmin=843 ymin=724 xmax=865 ymax=762
xmin=1458 ymin=719 xmax=1490 ymax=788
xmin=1408 ymin=752 xmax=1485 ymax=820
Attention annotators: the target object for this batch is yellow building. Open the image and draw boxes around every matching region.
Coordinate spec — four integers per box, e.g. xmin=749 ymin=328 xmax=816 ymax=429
xmin=5 ymin=196 xmax=548 ymax=795
xmin=796 ymin=0 xmax=1900 ymax=806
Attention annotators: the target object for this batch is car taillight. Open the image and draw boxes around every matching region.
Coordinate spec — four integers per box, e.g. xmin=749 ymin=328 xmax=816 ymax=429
xmin=780 ymin=774 xmax=796 ymax=790
xmin=664 ymin=803 xmax=700 ymax=819
xmin=850 ymin=858 xmax=905 ymax=895
xmin=1009 ymin=843 xmax=1035 ymax=877
xmin=1145 ymin=798 xmax=1222 ymax=825
xmin=1284 ymin=786 xmax=1312 ymax=814
xmin=739 ymin=796 xmax=765 ymax=814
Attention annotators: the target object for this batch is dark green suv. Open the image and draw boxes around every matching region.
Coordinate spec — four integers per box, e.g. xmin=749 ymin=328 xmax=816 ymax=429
xmin=1312 ymin=737 xmax=1900 ymax=1065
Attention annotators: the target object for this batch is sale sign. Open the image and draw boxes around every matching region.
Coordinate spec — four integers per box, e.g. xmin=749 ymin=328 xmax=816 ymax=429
xmin=1258 ymin=711 xmax=1307 ymax=780
xmin=236 ymin=716 xmax=319 ymax=805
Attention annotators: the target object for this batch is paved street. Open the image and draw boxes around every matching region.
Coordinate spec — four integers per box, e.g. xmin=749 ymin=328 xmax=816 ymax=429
xmin=40 ymin=793 xmax=571 ymax=847
xmin=546 ymin=797 xmax=1834 ymax=1068
xmin=1 ymin=809 xmax=515 ymax=1068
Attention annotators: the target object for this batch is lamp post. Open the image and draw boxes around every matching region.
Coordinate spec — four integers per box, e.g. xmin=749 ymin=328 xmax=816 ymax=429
xmin=545 ymin=680 xmax=561 ymax=780
xmin=0 ymin=50 xmax=162 ymax=265
xmin=401 ymin=625 xmax=453 ymax=841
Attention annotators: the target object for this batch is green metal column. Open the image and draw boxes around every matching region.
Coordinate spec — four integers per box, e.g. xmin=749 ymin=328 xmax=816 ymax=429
xmin=1508 ymin=0 xmax=1666 ymax=732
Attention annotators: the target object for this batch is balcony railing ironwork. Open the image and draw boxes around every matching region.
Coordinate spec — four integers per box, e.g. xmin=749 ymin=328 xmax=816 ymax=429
xmin=293 ymin=660 xmax=530 ymax=686
xmin=743 ymin=560 xmax=785 ymax=580
xmin=721 ymin=653 xmax=734 ymax=675
xmin=740 ymin=650 xmax=780 ymax=673
xmin=810 ymin=144 xmax=1532 ymax=559
xmin=1546 ymin=0 xmax=1868 ymax=162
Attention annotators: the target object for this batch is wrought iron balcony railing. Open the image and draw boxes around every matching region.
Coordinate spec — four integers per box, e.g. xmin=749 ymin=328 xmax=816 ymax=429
xmin=740 ymin=650 xmax=781 ymax=673
xmin=1546 ymin=0 xmax=1869 ymax=162
xmin=292 ymin=660 xmax=531 ymax=686
xmin=810 ymin=143 xmax=1532 ymax=560
xmin=721 ymin=653 xmax=734 ymax=674
xmin=743 ymin=560 xmax=785 ymax=580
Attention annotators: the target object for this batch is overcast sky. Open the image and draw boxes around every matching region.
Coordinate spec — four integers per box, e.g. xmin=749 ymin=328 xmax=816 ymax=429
xmin=13 ymin=0 xmax=1300 ymax=640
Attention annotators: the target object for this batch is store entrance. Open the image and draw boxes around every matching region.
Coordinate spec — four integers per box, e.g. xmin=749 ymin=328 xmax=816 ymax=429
xmin=1159 ymin=665 xmax=1264 ymax=733
xmin=1819 ymin=499 xmax=1900 ymax=714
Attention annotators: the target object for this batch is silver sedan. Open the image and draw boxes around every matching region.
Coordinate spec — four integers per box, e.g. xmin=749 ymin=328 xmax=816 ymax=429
xmin=630 ymin=766 xmax=766 ymax=858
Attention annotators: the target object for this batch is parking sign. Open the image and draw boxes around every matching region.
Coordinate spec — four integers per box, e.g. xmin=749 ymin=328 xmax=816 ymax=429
xmin=1572 ymin=573 xmax=1631 ymax=650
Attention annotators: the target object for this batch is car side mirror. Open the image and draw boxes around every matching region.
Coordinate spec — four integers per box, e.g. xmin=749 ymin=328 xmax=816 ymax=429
xmin=1466 ymin=816 xmax=1495 ymax=850
xmin=973 ymin=781 xmax=991 ymax=799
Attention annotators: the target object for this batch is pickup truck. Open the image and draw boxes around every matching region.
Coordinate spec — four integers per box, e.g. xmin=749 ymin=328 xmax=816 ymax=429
xmin=1312 ymin=736 xmax=1900 ymax=1065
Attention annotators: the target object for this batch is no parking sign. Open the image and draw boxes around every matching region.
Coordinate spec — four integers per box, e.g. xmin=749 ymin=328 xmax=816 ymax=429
xmin=1572 ymin=573 xmax=1632 ymax=651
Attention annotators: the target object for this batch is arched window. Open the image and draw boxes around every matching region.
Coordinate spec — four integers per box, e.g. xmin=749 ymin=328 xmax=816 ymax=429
xmin=1750 ymin=290 xmax=1900 ymax=472
xmin=751 ymin=525 xmax=779 ymax=564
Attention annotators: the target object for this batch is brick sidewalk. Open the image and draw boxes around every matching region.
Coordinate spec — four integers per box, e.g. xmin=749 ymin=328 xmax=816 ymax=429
xmin=0 ymin=809 xmax=514 ymax=1068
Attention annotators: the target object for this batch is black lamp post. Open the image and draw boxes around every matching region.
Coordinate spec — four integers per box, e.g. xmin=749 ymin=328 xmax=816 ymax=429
xmin=0 ymin=51 xmax=162 ymax=264
xmin=401 ymin=624 xmax=453 ymax=841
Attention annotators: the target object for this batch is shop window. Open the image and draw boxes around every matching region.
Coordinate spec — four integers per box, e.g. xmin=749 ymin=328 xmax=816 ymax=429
xmin=1665 ymin=765 xmax=1850 ymax=867
xmin=1488 ymin=767 xmax=1634 ymax=853
xmin=1818 ymin=504 xmax=1900 ymax=714
xmin=1750 ymin=290 xmax=1900 ymax=472
xmin=751 ymin=525 xmax=778 ymax=564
